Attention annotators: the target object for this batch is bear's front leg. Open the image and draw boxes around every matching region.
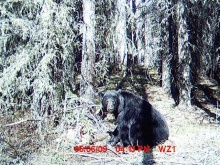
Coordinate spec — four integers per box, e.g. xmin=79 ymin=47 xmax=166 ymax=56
xmin=107 ymin=128 xmax=120 ymax=146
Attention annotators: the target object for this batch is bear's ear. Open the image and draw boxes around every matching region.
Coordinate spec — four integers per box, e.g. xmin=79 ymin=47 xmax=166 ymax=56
xmin=98 ymin=92 xmax=104 ymax=98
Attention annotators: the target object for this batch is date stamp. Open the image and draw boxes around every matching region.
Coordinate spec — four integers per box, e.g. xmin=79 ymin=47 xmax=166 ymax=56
xmin=73 ymin=145 xmax=107 ymax=153
xmin=73 ymin=145 xmax=176 ymax=153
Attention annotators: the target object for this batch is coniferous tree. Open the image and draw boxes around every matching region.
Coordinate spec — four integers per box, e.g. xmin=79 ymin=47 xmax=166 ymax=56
xmin=115 ymin=0 xmax=127 ymax=66
xmin=176 ymin=0 xmax=191 ymax=107
xmin=80 ymin=0 xmax=96 ymax=100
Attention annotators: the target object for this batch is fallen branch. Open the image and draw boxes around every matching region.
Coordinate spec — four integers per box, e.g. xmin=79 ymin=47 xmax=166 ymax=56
xmin=4 ymin=119 xmax=41 ymax=127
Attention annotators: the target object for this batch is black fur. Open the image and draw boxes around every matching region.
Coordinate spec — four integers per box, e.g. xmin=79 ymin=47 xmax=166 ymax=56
xmin=99 ymin=90 xmax=169 ymax=148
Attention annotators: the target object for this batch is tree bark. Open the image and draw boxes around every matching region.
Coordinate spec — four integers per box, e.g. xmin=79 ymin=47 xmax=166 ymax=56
xmin=200 ymin=3 xmax=218 ymax=79
xmin=160 ymin=0 xmax=173 ymax=94
xmin=135 ymin=0 xmax=145 ymax=66
xmin=177 ymin=0 xmax=192 ymax=107
xmin=80 ymin=0 xmax=96 ymax=100
xmin=115 ymin=0 xmax=127 ymax=66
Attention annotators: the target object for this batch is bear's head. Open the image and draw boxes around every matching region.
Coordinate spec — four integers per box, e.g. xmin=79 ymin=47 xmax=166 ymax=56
xmin=99 ymin=90 xmax=119 ymax=113
xmin=98 ymin=90 xmax=124 ymax=119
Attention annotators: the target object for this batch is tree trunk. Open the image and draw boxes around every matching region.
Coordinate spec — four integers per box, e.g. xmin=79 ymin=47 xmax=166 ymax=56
xmin=201 ymin=3 xmax=218 ymax=79
xmin=135 ymin=0 xmax=145 ymax=66
xmin=115 ymin=0 xmax=127 ymax=66
xmin=177 ymin=1 xmax=192 ymax=107
xmin=161 ymin=1 xmax=172 ymax=94
xmin=144 ymin=13 xmax=153 ymax=67
xmin=80 ymin=0 xmax=95 ymax=100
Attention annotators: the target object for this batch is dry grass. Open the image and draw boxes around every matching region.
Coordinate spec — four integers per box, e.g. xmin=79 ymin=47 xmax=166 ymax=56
xmin=25 ymin=85 xmax=220 ymax=165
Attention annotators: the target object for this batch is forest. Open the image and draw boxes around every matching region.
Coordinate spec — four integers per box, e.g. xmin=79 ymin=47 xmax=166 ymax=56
xmin=0 ymin=0 xmax=220 ymax=164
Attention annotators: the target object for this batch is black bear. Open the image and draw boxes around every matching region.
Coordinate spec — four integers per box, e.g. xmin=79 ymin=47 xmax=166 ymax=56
xmin=98 ymin=89 xmax=169 ymax=148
